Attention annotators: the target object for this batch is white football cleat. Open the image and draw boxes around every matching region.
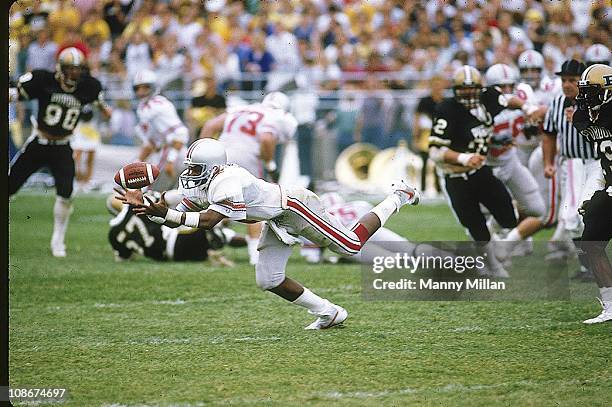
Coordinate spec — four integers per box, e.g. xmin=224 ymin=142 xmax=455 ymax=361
xmin=583 ymin=299 xmax=612 ymax=324
xmin=51 ymin=241 xmax=66 ymax=258
xmin=305 ymin=304 xmax=348 ymax=330
xmin=391 ymin=180 xmax=420 ymax=208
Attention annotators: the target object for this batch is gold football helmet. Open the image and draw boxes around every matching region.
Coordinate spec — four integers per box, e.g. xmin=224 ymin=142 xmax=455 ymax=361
xmin=577 ymin=63 xmax=612 ymax=119
xmin=452 ymin=65 xmax=483 ymax=109
xmin=56 ymin=47 xmax=87 ymax=92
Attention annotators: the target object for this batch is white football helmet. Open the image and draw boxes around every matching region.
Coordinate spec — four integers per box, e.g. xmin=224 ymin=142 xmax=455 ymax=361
xmin=485 ymin=63 xmax=518 ymax=87
xmin=320 ymin=192 xmax=345 ymax=208
xmin=262 ymin=91 xmax=290 ymax=112
xmin=517 ymin=50 xmax=544 ymax=88
xmin=132 ymin=69 xmax=158 ymax=100
xmin=585 ymin=44 xmax=611 ymax=66
xmin=179 ymin=139 xmax=227 ymax=191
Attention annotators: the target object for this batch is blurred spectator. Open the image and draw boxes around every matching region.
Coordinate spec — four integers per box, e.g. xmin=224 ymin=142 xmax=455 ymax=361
xmin=187 ymin=76 xmax=227 ymax=137
xmin=212 ymin=46 xmax=241 ymax=90
xmin=266 ymin=21 xmax=301 ymax=72
xmin=383 ymin=95 xmax=410 ymax=150
xmin=354 ymin=76 xmax=389 ymax=149
xmin=291 ymin=80 xmax=319 ymax=181
xmin=27 ymin=28 xmax=58 ymax=71
xmin=124 ymin=31 xmax=153 ymax=79
xmin=73 ymin=0 xmax=99 ymax=18
xmin=412 ymin=75 xmax=446 ymax=194
xmin=333 ymin=85 xmax=361 ymax=154
xmin=22 ymin=1 xmax=50 ymax=32
xmin=103 ymin=0 xmax=133 ymax=39
xmin=244 ymin=32 xmax=275 ymax=90
xmin=110 ymin=99 xmax=137 ymax=145
xmin=155 ymin=35 xmax=186 ymax=89
xmin=48 ymin=0 xmax=81 ymax=45
xmin=86 ymin=34 xmax=112 ymax=75
xmin=169 ymin=3 xmax=203 ymax=50
xmin=151 ymin=2 xmax=177 ymax=37
xmin=57 ymin=28 xmax=90 ymax=59
xmin=81 ymin=8 xmax=111 ymax=43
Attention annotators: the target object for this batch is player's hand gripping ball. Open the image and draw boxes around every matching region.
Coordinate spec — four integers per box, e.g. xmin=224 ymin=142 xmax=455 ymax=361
xmin=114 ymin=162 xmax=160 ymax=189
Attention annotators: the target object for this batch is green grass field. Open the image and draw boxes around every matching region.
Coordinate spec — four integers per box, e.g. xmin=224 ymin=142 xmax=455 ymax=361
xmin=9 ymin=192 xmax=612 ymax=406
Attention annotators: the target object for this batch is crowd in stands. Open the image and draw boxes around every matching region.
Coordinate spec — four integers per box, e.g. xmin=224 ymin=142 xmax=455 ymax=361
xmin=9 ymin=0 xmax=611 ymax=157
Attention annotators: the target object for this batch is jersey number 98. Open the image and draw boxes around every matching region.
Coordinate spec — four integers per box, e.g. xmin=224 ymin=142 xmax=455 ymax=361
xmin=44 ymin=104 xmax=80 ymax=131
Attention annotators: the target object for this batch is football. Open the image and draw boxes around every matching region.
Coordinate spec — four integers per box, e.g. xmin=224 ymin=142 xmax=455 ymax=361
xmin=114 ymin=162 xmax=160 ymax=189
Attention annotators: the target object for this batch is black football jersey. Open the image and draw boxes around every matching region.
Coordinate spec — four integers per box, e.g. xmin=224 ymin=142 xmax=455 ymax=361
xmin=429 ymin=87 xmax=509 ymax=156
xmin=574 ymin=102 xmax=612 ymax=187
xmin=16 ymin=70 xmax=104 ymax=137
xmin=108 ymin=207 xmax=166 ymax=261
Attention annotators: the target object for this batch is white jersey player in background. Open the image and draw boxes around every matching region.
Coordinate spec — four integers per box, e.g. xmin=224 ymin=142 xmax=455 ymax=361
xmin=199 ymin=92 xmax=298 ymax=265
xmin=117 ymin=139 xmax=420 ymax=330
xmin=133 ymin=69 xmax=189 ymax=191
xmin=483 ymin=63 xmax=547 ymax=260
xmin=515 ymin=50 xmax=572 ymax=260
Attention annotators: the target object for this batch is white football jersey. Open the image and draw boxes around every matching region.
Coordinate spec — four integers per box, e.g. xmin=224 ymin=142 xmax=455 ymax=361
xmin=218 ymin=103 xmax=298 ymax=175
xmin=177 ymin=164 xmax=283 ymax=221
xmin=488 ymin=83 xmax=537 ymax=166
xmin=536 ymin=76 xmax=562 ymax=106
xmin=136 ymin=94 xmax=189 ymax=149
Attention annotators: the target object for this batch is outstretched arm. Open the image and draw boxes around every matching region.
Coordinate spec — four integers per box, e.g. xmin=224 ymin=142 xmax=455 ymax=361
xmin=118 ymin=190 xmax=227 ymax=229
xmin=199 ymin=113 xmax=227 ymax=139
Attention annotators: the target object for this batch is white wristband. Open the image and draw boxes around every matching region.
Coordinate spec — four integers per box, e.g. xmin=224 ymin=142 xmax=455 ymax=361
xmin=147 ymin=215 xmax=165 ymax=224
xmin=457 ymin=153 xmax=473 ymax=166
xmin=184 ymin=211 xmax=200 ymax=228
xmin=165 ymin=208 xmax=183 ymax=224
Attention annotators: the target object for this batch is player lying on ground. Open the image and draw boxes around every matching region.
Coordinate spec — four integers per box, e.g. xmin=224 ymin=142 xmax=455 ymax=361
xmin=116 ymin=139 xmax=420 ymax=330
xmin=107 ymin=190 xmax=242 ymax=266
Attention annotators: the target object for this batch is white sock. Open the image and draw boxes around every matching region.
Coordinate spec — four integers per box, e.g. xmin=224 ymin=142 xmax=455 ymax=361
xmin=292 ymin=288 xmax=329 ymax=314
xmin=52 ymin=197 xmax=72 ymax=247
xmin=246 ymin=236 xmax=259 ymax=262
xmin=504 ymin=228 xmax=522 ymax=242
xmin=372 ymin=195 xmax=401 ymax=225
xmin=600 ymin=287 xmax=612 ymax=303
xmin=484 ymin=242 xmax=504 ymax=271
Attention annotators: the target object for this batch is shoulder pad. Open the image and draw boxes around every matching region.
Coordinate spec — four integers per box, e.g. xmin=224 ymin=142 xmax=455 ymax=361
xmin=207 ymin=168 xmax=243 ymax=203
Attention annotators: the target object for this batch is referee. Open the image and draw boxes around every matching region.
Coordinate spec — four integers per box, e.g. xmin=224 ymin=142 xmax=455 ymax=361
xmin=542 ymin=59 xmax=600 ymax=280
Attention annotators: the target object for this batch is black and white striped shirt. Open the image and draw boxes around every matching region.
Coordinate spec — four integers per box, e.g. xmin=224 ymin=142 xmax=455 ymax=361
xmin=543 ymin=94 xmax=598 ymax=159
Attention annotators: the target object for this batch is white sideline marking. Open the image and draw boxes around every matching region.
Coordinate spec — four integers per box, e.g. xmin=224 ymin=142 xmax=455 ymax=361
xmin=234 ymin=336 xmax=281 ymax=342
xmin=152 ymin=299 xmax=187 ymax=305
xmin=94 ymin=303 xmax=123 ymax=308
xmin=127 ymin=337 xmax=191 ymax=345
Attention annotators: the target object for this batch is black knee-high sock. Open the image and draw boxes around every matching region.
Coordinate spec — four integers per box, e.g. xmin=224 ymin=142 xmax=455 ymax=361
xmin=573 ymin=238 xmax=591 ymax=272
